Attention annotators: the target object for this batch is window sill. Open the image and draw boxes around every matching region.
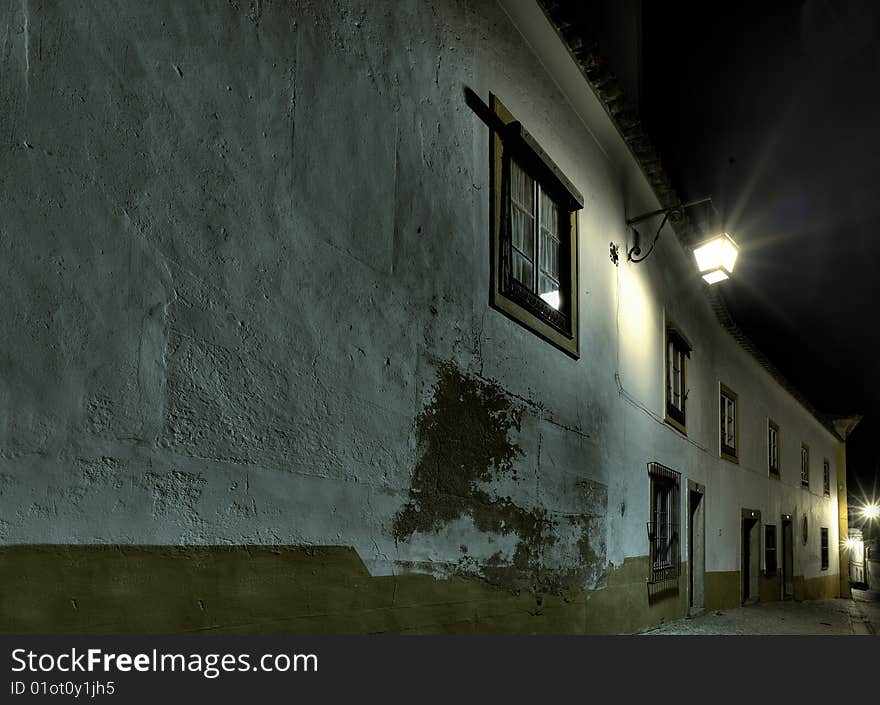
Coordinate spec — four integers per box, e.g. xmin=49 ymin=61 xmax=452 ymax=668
xmin=720 ymin=450 xmax=739 ymax=464
xmin=769 ymin=469 xmax=781 ymax=479
xmin=664 ymin=415 xmax=687 ymax=436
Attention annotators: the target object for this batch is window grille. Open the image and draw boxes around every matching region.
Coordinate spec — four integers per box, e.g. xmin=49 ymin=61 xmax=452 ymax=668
xmin=800 ymin=445 xmax=810 ymax=487
xmin=647 ymin=462 xmax=680 ymax=588
xmin=823 ymin=460 xmax=830 ymax=496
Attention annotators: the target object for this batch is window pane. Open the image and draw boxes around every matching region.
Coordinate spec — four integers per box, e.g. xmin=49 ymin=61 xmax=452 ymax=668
xmin=512 ymin=251 xmax=533 ymax=287
xmin=537 ymin=186 xmax=561 ymax=309
xmin=509 ymin=159 xmax=534 ymax=287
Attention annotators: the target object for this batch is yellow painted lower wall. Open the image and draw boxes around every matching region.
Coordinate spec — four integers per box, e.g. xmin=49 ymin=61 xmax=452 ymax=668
xmin=0 ymin=546 xmax=691 ymax=635
xmin=0 ymin=546 xmax=840 ymax=634
xmin=704 ymin=571 xmax=740 ymax=611
xmin=794 ymin=573 xmax=840 ymax=601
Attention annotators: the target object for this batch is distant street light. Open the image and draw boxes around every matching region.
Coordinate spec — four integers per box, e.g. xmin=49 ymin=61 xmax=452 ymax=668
xmin=863 ymin=503 xmax=880 ymax=520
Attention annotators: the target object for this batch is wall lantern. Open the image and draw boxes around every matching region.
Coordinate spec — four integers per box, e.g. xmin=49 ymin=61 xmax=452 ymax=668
xmin=621 ymin=196 xmax=739 ymax=285
xmin=693 ymin=233 xmax=739 ymax=284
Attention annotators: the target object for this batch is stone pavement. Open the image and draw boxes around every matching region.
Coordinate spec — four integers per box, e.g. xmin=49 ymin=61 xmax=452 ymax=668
xmin=642 ymin=589 xmax=880 ymax=635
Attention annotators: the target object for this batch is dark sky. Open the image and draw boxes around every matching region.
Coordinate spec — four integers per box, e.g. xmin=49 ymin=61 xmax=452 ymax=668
xmin=640 ymin=0 xmax=880 ymax=507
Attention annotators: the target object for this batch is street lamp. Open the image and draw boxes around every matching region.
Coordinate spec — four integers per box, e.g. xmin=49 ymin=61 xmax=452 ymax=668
xmin=862 ymin=503 xmax=880 ymax=520
xmin=693 ymin=233 xmax=740 ymax=284
xmin=622 ymin=197 xmax=739 ymax=285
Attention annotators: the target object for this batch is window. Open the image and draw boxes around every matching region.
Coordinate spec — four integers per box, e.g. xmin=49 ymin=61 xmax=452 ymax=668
xmin=664 ymin=327 xmax=691 ymax=434
xmin=800 ymin=444 xmax=810 ymax=487
xmin=647 ymin=462 xmax=680 ymax=586
xmin=768 ymin=419 xmax=780 ymax=476
xmin=719 ymin=384 xmax=739 ymax=462
xmin=765 ymin=524 xmax=777 ymax=576
xmin=490 ymin=95 xmax=583 ymax=358
xmin=820 ymin=527 xmax=829 ymax=570
xmin=823 ymin=459 xmax=831 ymax=496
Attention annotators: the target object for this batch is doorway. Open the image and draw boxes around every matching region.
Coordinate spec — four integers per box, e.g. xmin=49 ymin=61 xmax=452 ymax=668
xmin=741 ymin=509 xmax=760 ymax=604
xmin=781 ymin=515 xmax=794 ymax=599
xmin=687 ymin=483 xmax=705 ymax=614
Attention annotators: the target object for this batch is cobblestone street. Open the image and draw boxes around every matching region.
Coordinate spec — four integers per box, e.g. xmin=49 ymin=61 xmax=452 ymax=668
xmin=643 ymin=590 xmax=880 ymax=635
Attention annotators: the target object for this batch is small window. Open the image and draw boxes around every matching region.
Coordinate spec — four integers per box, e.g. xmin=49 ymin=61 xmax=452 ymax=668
xmin=720 ymin=384 xmax=739 ymax=462
xmin=765 ymin=524 xmax=777 ymax=576
xmin=768 ymin=419 xmax=780 ymax=476
xmin=490 ymin=95 xmax=583 ymax=358
xmin=823 ymin=459 xmax=831 ymax=497
xmin=665 ymin=327 xmax=691 ymax=434
xmin=800 ymin=444 xmax=810 ymax=487
xmin=647 ymin=462 xmax=681 ymax=586
xmin=820 ymin=527 xmax=829 ymax=570
xmin=802 ymin=515 xmax=809 ymax=545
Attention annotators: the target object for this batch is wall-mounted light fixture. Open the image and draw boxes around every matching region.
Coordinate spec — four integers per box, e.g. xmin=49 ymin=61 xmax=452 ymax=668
xmin=693 ymin=233 xmax=739 ymax=284
xmin=624 ymin=196 xmax=739 ymax=285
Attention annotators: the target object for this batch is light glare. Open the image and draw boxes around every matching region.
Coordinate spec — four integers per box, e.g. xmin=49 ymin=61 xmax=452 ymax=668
xmin=863 ymin=504 xmax=880 ymax=519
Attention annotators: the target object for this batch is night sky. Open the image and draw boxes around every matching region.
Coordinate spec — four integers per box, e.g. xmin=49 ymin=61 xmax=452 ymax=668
xmin=640 ymin=1 xmax=880 ymax=510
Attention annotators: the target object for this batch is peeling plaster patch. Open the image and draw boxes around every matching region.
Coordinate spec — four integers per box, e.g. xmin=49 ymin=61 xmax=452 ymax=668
xmin=392 ymin=361 xmax=525 ymax=540
xmin=0 ymin=518 xmax=9 ymax=540
xmin=393 ymin=361 xmax=606 ymax=595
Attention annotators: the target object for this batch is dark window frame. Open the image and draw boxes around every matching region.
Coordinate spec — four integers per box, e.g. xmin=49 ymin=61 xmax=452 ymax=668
xmin=768 ymin=418 xmax=780 ymax=477
xmin=489 ymin=94 xmax=583 ymax=358
xmin=823 ymin=459 xmax=831 ymax=497
xmin=800 ymin=444 xmax=810 ymax=487
xmin=719 ymin=383 xmax=739 ymax=463
xmin=664 ymin=326 xmax=691 ymax=434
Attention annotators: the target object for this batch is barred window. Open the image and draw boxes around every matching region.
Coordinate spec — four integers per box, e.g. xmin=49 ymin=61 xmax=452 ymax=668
xmin=647 ymin=463 xmax=680 ymax=587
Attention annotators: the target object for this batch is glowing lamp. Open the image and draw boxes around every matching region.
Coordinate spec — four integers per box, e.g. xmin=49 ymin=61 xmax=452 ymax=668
xmin=844 ymin=537 xmax=858 ymax=550
xmin=693 ymin=233 xmax=739 ymax=285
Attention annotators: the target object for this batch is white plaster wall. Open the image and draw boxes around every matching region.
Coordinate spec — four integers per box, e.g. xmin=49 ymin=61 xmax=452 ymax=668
xmin=0 ymin=0 xmax=841 ymax=590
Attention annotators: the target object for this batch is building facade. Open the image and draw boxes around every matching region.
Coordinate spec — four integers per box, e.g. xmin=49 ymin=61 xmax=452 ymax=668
xmin=0 ymin=0 xmax=850 ymax=633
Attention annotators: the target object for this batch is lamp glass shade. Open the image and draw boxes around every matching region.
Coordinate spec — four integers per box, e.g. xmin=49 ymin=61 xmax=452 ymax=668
xmin=701 ymin=270 xmax=728 ymax=285
xmin=693 ymin=233 xmax=739 ymax=284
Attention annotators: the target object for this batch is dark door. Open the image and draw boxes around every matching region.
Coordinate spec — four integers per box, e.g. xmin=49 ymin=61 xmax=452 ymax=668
xmin=689 ymin=493 xmax=695 ymax=607
xmin=742 ymin=519 xmax=751 ymax=602
xmin=782 ymin=518 xmax=794 ymax=599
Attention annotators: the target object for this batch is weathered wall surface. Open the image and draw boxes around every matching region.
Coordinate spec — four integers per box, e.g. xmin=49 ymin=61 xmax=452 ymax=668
xmin=0 ymin=0 xmax=841 ymax=633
